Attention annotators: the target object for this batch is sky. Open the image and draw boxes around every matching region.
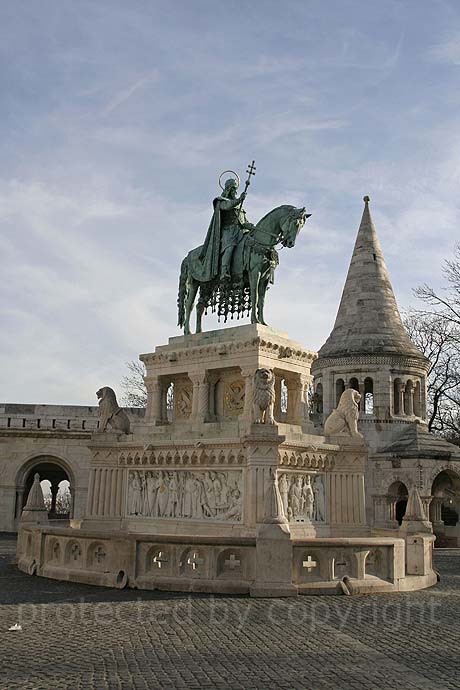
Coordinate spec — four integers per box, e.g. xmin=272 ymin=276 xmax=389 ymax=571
xmin=1 ymin=0 xmax=460 ymax=404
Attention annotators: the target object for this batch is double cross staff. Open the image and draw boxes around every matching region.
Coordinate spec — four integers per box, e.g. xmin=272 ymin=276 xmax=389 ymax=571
xmin=239 ymin=160 xmax=256 ymax=210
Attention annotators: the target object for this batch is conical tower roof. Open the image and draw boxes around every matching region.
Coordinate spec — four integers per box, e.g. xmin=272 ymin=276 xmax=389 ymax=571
xmin=317 ymin=196 xmax=425 ymax=360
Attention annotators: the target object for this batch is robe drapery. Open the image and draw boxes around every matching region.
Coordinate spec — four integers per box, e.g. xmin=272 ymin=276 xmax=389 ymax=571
xmin=189 ymin=196 xmax=246 ymax=283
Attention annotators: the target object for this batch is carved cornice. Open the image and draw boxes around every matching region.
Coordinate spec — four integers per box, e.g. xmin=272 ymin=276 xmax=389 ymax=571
xmin=278 ymin=448 xmax=334 ymax=470
xmin=118 ymin=445 xmax=247 ymax=467
xmin=0 ymin=430 xmax=91 ymax=440
xmin=141 ymin=337 xmax=316 ymax=367
xmin=311 ymin=353 xmax=430 ymax=373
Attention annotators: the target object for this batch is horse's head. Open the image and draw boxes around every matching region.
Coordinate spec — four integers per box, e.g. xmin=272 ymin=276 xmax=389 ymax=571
xmin=280 ymin=207 xmax=311 ymax=248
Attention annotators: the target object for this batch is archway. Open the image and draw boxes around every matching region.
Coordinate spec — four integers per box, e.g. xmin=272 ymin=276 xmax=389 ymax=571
xmin=17 ymin=456 xmax=74 ymax=521
xmin=430 ymin=470 xmax=460 ymax=545
xmin=387 ymin=480 xmax=408 ymax=525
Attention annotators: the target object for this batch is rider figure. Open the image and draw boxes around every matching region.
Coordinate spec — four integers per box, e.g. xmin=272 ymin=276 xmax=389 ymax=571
xmin=218 ymin=178 xmax=254 ymax=280
xmin=199 ymin=177 xmax=254 ymax=282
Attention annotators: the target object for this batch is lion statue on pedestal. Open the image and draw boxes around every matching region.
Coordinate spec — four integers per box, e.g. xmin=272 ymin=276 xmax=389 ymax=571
xmin=252 ymin=368 xmax=275 ymax=425
xmin=96 ymin=387 xmax=131 ymax=434
xmin=323 ymin=389 xmax=363 ymax=438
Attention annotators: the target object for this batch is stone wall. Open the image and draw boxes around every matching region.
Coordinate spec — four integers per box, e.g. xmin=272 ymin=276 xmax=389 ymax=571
xmin=0 ymin=403 xmax=145 ymax=532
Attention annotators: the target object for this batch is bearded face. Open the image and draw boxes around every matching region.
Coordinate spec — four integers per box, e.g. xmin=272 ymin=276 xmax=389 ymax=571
xmin=223 ymin=179 xmax=238 ymax=199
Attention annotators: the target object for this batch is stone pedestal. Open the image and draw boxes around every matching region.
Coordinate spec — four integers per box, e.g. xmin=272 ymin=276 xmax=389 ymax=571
xmin=16 ymin=324 xmax=438 ymax=596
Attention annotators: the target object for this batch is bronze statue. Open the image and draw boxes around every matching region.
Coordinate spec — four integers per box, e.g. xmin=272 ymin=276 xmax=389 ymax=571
xmin=178 ymin=163 xmax=311 ymax=334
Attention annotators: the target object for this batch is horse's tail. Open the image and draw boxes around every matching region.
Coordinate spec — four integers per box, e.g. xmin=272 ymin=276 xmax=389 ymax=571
xmin=177 ymin=256 xmax=188 ymax=328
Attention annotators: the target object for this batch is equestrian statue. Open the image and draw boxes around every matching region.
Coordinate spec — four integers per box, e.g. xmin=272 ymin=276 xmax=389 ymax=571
xmin=177 ymin=162 xmax=311 ymax=335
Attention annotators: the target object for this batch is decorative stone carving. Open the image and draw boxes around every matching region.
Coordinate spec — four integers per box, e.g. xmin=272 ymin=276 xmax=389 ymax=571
xmin=252 ymin=368 xmax=275 ymax=424
xmin=96 ymin=387 xmax=130 ymax=434
xmin=401 ymin=484 xmax=432 ymax=534
xmin=21 ymin=473 xmax=49 ymax=524
xmin=224 ymin=379 xmax=245 ymax=416
xmin=127 ymin=470 xmax=242 ymax=522
xmin=324 ymin=389 xmax=363 ymax=438
xmin=279 ymin=473 xmax=325 ymax=523
xmin=174 ymin=384 xmax=192 ymax=419
xmin=263 ymin=468 xmax=288 ymax=524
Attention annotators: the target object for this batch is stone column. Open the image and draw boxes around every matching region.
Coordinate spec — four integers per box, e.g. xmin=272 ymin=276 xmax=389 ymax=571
xmin=422 ymin=496 xmax=432 ymax=522
xmin=15 ymin=489 xmax=24 ymax=519
xmin=430 ymin=497 xmax=444 ymax=529
xmin=388 ymin=497 xmax=397 ymax=523
xmin=207 ymin=373 xmax=219 ymax=422
xmin=420 ymin=376 xmax=428 ymax=421
xmin=301 ymin=375 xmax=313 ymax=422
xmin=68 ymin=484 xmax=74 ymax=518
xmin=358 ymin=381 xmax=365 ymax=412
xmin=190 ymin=372 xmax=209 ymax=423
xmin=50 ymin=481 xmax=59 ymax=515
xmin=285 ymin=374 xmax=309 ymax=425
xmin=372 ymin=495 xmax=386 ymax=524
xmin=406 ymin=385 xmax=414 ymax=416
xmin=145 ymin=376 xmax=162 ymax=425
xmin=274 ymin=375 xmax=282 ymax=422
xmin=240 ymin=367 xmax=256 ymax=423
xmin=396 ymin=382 xmax=406 ymax=416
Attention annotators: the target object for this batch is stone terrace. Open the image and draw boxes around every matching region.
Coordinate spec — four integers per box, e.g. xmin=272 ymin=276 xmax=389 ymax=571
xmin=1 ymin=534 xmax=459 ymax=690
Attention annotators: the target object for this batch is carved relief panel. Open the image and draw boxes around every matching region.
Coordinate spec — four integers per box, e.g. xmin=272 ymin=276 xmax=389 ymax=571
xmin=223 ymin=379 xmax=245 ymax=417
xmin=174 ymin=383 xmax=193 ymax=420
xmin=278 ymin=472 xmax=326 ymax=523
xmin=127 ymin=469 xmax=243 ymax=522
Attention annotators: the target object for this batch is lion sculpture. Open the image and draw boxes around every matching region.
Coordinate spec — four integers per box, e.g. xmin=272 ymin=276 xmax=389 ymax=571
xmin=252 ymin=368 xmax=275 ymax=425
xmin=323 ymin=389 xmax=363 ymax=438
xmin=96 ymin=387 xmax=131 ymax=434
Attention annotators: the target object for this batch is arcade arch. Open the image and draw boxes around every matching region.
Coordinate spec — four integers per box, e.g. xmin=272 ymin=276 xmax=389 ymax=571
xmin=16 ymin=455 xmax=75 ymax=522
xmin=430 ymin=469 xmax=460 ymax=530
xmin=387 ymin=480 xmax=408 ymax=525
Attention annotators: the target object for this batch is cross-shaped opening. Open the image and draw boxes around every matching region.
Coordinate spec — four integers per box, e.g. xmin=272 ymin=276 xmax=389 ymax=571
xmin=153 ymin=551 xmax=168 ymax=569
xmin=224 ymin=553 xmax=241 ymax=570
xmin=302 ymin=555 xmax=318 ymax=572
xmin=94 ymin=546 xmax=106 ymax=564
xmin=187 ymin=551 xmax=204 ymax=571
xmin=71 ymin=544 xmax=81 ymax=560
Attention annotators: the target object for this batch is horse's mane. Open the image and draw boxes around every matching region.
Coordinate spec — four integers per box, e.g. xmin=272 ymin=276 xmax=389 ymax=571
xmin=254 ymin=204 xmax=297 ymax=229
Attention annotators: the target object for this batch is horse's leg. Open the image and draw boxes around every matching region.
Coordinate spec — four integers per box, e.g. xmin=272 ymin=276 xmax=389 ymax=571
xmin=257 ymin=274 xmax=270 ymax=326
xmin=184 ymin=279 xmax=199 ymax=335
xmin=196 ymin=288 xmax=205 ymax=334
xmin=249 ymin=263 xmax=261 ymax=324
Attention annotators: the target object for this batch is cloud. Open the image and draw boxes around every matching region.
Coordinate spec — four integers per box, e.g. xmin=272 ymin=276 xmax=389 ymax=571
xmin=429 ymin=32 xmax=460 ymax=65
xmin=1 ymin=2 xmax=459 ymax=404
xmin=102 ymin=71 xmax=159 ymax=115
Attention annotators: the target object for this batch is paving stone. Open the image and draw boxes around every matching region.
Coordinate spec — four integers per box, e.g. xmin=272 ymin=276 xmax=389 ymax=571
xmin=0 ymin=534 xmax=459 ymax=690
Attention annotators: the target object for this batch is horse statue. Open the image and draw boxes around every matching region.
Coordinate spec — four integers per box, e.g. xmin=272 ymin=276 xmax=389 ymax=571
xmin=178 ymin=204 xmax=310 ymax=335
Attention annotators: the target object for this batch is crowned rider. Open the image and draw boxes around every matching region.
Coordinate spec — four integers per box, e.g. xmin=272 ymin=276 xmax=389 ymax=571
xmin=199 ymin=177 xmax=254 ymax=282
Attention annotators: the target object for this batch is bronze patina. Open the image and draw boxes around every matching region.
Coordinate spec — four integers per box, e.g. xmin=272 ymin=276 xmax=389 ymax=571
xmin=177 ymin=163 xmax=311 ymax=334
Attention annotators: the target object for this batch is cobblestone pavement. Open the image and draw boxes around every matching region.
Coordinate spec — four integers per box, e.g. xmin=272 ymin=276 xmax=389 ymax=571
xmin=1 ymin=534 xmax=459 ymax=690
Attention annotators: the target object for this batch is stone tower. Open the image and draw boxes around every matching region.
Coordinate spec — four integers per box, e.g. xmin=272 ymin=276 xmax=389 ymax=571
xmin=311 ymin=196 xmax=430 ymax=449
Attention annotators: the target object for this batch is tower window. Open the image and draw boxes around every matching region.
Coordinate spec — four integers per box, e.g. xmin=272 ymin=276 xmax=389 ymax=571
xmin=364 ymin=377 xmax=374 ymax=415
xmin=335 ymin=378 xmax=345 ymax=406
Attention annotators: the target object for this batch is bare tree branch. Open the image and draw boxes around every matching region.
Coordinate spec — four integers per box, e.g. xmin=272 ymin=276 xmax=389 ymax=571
xmin=120 ymin=360 xmax=147 ymax=408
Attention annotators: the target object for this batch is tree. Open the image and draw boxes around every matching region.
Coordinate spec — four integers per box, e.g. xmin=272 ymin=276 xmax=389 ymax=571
xmin=406 ymin=243 xmax=460 ymax=443
xmin=403 ymin=311 xmax=460 ymax=439
xmin=120 ymin=361 xmax=174 ymax=414
xmin=121 ymin=360 xmax=147 ymax=407
xmin=415 ymin=244 xmax=460 ymax=329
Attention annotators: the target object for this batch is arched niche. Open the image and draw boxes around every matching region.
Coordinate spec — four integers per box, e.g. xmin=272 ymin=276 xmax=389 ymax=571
xmin=431 ymin=469 xmax=460 ymax=527
xmin=314 ymin=383 xmax=323 ymax=414
xmin=393 ymin=378 xmax=402 ymax=415
xmin=387 ymin=480 xmax=408 ymax=525
xmin=364 ymin=377 xmax=374 ymax=415
xmin=335 ymin=379 xmax=345 ymax=406
xmin=17 ymin=455 xmax=74 ymax=521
